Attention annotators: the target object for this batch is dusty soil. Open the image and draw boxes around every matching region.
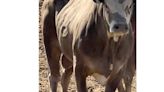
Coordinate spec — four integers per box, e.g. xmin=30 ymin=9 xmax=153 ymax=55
xmin=39 ymin=0 xmax=136 ymax=92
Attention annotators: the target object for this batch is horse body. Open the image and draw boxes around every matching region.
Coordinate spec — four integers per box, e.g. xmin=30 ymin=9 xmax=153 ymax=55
xmin=41 ymin=0 xmax=135 ymax=92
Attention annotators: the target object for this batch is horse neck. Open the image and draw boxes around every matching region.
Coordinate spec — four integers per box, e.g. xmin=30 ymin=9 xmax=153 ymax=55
xmin=91 ymin=4 xmax=108 ymax=38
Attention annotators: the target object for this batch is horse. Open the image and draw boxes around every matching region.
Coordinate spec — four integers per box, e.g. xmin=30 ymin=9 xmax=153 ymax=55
xmin=41 ymin=0 xmax=135 ymax=92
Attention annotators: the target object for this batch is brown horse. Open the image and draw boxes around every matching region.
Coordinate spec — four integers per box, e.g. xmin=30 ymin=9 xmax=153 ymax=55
xmin=41 ymin=0 xmax=135 ymax=92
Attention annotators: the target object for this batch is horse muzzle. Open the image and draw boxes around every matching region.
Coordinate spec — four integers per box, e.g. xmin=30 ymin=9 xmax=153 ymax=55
xmin=107 ymin=23 xmax=129 ymax=42
xmin=108 ymin=20 xmax=129 ymax=42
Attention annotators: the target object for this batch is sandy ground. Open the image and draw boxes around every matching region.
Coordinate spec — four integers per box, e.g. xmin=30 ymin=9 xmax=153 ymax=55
xmin=39 ymin=0 xmax=136 ymax=92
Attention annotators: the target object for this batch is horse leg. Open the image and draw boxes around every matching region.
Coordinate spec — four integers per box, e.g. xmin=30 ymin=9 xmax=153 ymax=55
xmin=74 ymin=55 xmax=87 ymax=92
xmin=117 ymin=65 xmax=127 ymax=92
xmin=117 ymin=79 xmax=125 ymax=92
xmin=44 ymin=35 xmax=61 ymax=92
xmin=124 ymin=70 xmax=135 ymax=92
xmin=75 ymin=64 xmax=87 ymax=92
xmin=61 ymin=55 xmax=73 ymax=92
xmin=43 ymin=9 xmax=61 ymax=92
xmin=105 ymin=63 xmax=123 ymax=92
xmin=105 ymin=67 xmax=123 ymax=92
xmin=124 ymin=52 xmax=136 ymax=92
xmin=44 ymin=40 xmax=61 ymax=92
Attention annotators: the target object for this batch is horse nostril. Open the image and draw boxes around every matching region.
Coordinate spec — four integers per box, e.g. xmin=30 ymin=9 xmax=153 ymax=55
xmin=112 ymin=23 xmax=128 ymax=32
xmin=125 ymin=25 xmax=128 ymax=30
xmin=113 ymin=24 xmax=119 ymax=30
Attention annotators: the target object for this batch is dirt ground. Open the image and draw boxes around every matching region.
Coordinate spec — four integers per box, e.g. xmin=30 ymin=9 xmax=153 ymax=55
xmin=39 ymin=0 xmax=136 ymax=92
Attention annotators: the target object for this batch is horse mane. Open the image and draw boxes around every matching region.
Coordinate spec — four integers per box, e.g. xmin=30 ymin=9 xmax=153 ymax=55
xmin=56 ymin=0 xmax=104 ymax=41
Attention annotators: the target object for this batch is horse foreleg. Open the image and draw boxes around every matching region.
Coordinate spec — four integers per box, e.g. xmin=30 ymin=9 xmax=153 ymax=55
xmin=61 ymin=55 xmax=73 ymax=92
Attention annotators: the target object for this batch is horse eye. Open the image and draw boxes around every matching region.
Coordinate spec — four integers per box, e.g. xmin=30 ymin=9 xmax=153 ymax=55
xmin=129 ymin=3 xmax=134 ymax=10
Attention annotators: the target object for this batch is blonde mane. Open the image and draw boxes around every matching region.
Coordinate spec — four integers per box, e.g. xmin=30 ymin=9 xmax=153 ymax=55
xmin=56 ymin=0 xmax=101 ymax=41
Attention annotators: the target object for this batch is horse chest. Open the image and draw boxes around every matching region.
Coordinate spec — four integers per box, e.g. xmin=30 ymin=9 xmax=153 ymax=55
xmin=84 ymin=58 xmax=111 ymax=86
